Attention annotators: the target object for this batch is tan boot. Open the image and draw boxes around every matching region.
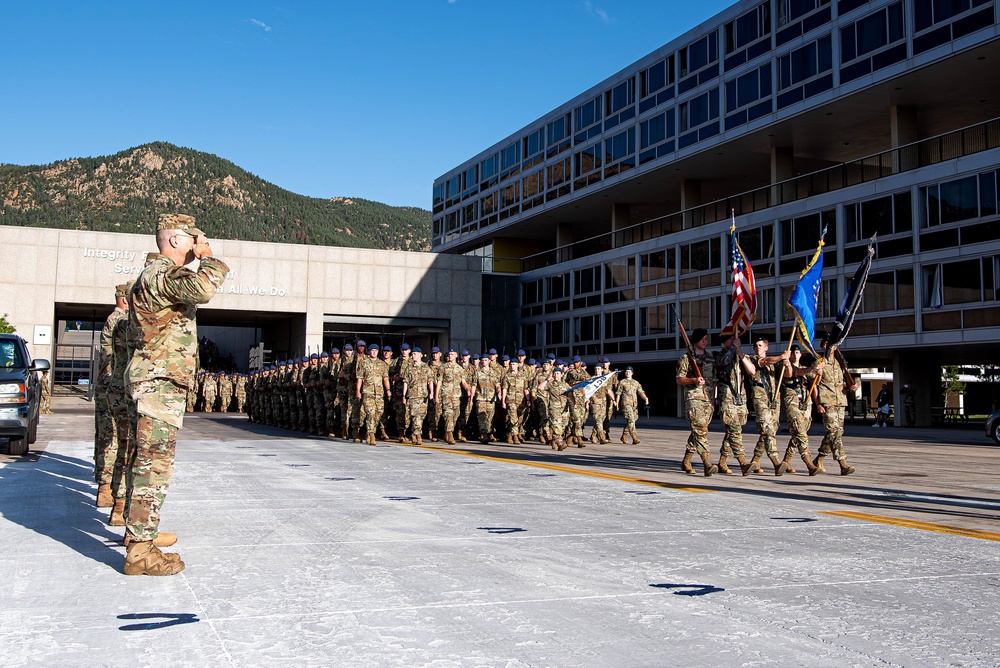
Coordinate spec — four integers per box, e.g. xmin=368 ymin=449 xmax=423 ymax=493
xmin=749 ymin=455 xmax=764 ymax=474
xmin=631 ymin=432 xmax=640 ymax=445
xmin=620 ymin=431 xmax=628 ymax=444
xmin=123 ymin=541 xmax=185 ymax=576
xmin=124 ymin=532 xmax=177 ymax=549
xmin=782 ymin=449 xmax=797 ymax=474
xmin=800 ymin=448 xmax=819 ymax=476
xmin=378 ymin=427 xmax=389 ymax=441
xmin=577 ymin=436 xmax=586 ymax=448
xmin=700 ymin=452 xmax=718 ymax=477
xmin=96 ymin=483 xmax=113 ymax=508
xmin=681 ymin=451 xmax=697 ymax=475
xmin=108 ymin=500 xmax=126 ymax=527
xmin=769 ymin=453 xmax=787 ymax=477
xmin=457 ymin=431 xmax=467 ymax=443
xmin=506 ymin=434 xmax=514 ymax=444
xmin=555 ymin=437 xmax=568 ymax=451
xmin=717 ymin=455 xmax=732 ymax=475
xmin=414 ymin=433 xmax=422 ymax=445
xmin=839 ymin=458 xmax=856 ymax=476
xmin=738 ymin=455 xmax=752 ymax=476
xmin=446 ymin=432 xmax=456 ymax=445
xmin=813 ymin=454 xmax=827 ymax=474
xmin=367 ymin=432 xmax=376 ymax=445
xmin=590 ymin=432 xmax=598 ymax=444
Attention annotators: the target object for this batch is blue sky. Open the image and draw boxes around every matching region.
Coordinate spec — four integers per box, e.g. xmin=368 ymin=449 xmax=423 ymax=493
xmin=1 ymin=1 xmax=734 ymax=209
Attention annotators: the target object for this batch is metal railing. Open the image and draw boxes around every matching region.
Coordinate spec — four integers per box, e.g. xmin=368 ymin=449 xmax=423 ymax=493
xmin=481 ymin=116 xmax=1000 ymax=275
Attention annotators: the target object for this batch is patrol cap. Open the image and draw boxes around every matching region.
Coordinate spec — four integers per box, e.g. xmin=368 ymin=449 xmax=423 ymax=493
xmin=330 ymin=347 xmax=339 ymax=354
xmin=114 ymin=282 xmax=131 ymax=298
xmin=488 ymin=348 xmax=498 ymax=355
xmin=754 ymin=335 xmax=770 ymax=343
xmin=691 ymin=328 xmax=709 ymax=343
xmin=411 ymin=346 xmax=422 ymax=353
xmin=603 ymin=357 xmax=611 ymax=364
xmin=471 ymin=353 xmax=480 ymax=360
xmin=369 ymin=344 xmax=380 ymax=352
xmin=431 ymin=346 xmax=440 ymax=353
xmin=547 ymin=352 xmax=556 ymax=360
xmin=790 ymin=344 xmax=801 ymax=352
xmin=400 ymin=343 xmax=410 ymax=351
xmin=357 ymin=340 xmax=366 ymax=348
xmin=156 ymin=213 xmax=205 ymax=237
xmin=626 ymin=366 xmax=634 ymax=371
xmin=343 ymin=343 xmax=353 ymax=351
xmin=556 ymin=359 xmax=565 ymax=366
xmin=595 ymin=360 xmax=604 ymax=368
xmin=301 ymin=356 xmax=309 ymax=363
xmin=321 ymin=351 xmax=329 ymax=358
xmin=502 ymin=355 xmax=510 ymax=362
xmin=309 ymin=353 xmax=318 ymax=360
xmin=572 ymin=355 xmax=581 ymax=363
xmin=461 ymin=349 xmax=470 ymax=356
xmin=517 ymin=349 xmax=526 ymax=356
xmin=528 ymin=358 xmax=537 ymax=366
xmin=382 ymin=345 xmax=392 ymax=353
xmin=448 ymin=347 xmax=457 ymax=354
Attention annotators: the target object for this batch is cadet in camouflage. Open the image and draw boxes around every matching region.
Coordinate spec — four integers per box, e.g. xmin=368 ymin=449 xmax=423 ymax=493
xmin=676 ymin=328 xmax=719 ymax=476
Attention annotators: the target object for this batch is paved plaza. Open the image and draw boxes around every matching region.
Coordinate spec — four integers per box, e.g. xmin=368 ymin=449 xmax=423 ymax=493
xmin=1 ymin=397 xmax=998 ymax=667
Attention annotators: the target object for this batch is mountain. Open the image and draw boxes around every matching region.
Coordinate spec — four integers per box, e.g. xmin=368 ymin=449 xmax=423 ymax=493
xmin=0 ymin=142 xmax=430 ymax=251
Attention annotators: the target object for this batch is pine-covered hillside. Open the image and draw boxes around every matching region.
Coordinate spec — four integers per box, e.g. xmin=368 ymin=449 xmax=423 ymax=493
xmin=0 ymin=142 xmax=430 ymax=251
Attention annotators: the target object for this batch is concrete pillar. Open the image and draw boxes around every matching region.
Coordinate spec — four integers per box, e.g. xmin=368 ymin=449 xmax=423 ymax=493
xmin=556 ymin=222 xmax=574 ymax=262
xmin=893 ymin=348 xmax=938 ymax=427
xmin=611 ymin=203 xmax=630 ymax=247
xmin=891 ymin=105 xmax=919 ymax=172
xmin=770 ymin=146 xmax=794 ymax=205
xmin=680 ymin=179 xmax=702 ymax=229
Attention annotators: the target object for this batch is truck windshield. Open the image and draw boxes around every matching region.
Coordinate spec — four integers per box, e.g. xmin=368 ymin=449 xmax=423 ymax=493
xmin=0 ymin=341 xmax=25 ymax=368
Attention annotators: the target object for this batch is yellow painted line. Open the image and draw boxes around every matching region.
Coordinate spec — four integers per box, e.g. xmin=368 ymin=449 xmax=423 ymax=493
xmin=395 ymin=441 xmax=716 ymax=493
xmin=820 ymin=510 xmax=1000 ymax=542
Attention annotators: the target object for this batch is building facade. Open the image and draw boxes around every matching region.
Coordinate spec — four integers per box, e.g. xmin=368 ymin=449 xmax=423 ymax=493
xmin=433 ymin=0 xmax=1000 ymax=423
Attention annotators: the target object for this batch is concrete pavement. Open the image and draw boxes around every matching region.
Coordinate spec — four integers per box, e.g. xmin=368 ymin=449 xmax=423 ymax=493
xmin=1 ymin=397 xmax=998 ymax=667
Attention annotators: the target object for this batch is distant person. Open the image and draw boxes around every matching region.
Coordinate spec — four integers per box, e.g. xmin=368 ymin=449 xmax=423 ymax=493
xmin=40 ymin=369 xmax=53 ymax=414
xmin=123 ymin=213 xmax=228 ymax=576
xmin=875 ymin=383 xmax=891 ymax=428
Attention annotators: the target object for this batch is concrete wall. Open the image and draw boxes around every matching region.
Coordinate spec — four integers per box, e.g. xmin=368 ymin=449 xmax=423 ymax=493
xmin=0 ymin=226 xmax=482 ymax=362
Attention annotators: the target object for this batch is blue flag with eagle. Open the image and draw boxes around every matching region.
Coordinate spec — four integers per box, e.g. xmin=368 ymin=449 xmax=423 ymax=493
xmin=787 ymin=229 xmax=826 ymax=358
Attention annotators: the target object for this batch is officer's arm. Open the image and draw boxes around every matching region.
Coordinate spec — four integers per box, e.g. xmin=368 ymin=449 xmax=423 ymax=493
xmin=159 ymin=258 xmax=230 ymax=306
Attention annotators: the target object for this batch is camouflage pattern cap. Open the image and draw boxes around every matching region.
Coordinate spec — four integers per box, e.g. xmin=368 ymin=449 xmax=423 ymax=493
xmin=115 ymin=282 xmax=131 ymax=298
xmin=156 ymin=213 xmax=205 ymax=237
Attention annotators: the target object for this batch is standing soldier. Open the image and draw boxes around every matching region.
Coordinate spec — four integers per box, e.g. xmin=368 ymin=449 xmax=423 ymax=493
xmin=402 ymin=348 xmax=434 ymax=444
xmin=471 ymin=355 xmax=501 ymax=444
xmin=378 ymin=345 xmax=395 ymax=440
xmin=40 ymin=369 xmax=53 ymax=414
xmin=202 ymin=371 xmax=218 ymax=413
xmin=235 ymin=373 xmax=247 ymax=413
xmin=186 ymin=375 xmax=197 ymax=412
xmin=536 ymin=367 xmax=572 ymax=450
xmin=780 ymin=345 xmax=824 ymax=475
xmin=602 ymin=357 xmax=618 ymax=440
xmin=94 ymin=283 xmax=131 ymax=508
xmin=501 ymin=357 xmax=530 ymax=444
xmin=322 ymin=349 xmax=340 ymax=437
xmin=747 ymin=337 xmax=789 ymax=476
xmin=587 ymin=361 xmax=615 ymax=444
xmin=337 ymin=344 xmax=356 ymax=439
xmin=435 ymin=349 xmax=466 ymax=444
xmin=389 ymin=344 xmax=411 ymax=440
xmin=714 ymin=335 xmax=755 ymax=475
xmin=218 ymin=372 xmax=233 ymax=413
xmin=100 ymin=283 xmax=133 ymax=511
xmin=301 ymin=354 xmax=318 ymax=434
xmin=564 ymin=355 xmax=591 ymax=446
xmin=347 ymin=341 xmax=367 ymax=440
xmin=356 ymin=344 xmax=389 ymax=444
xmin=530 ymin=357 xmax=554 ymax=443
xmin=676 ymin=328 xmax=719 ymax=476
xmin=615 ymin=367 xmax=649 ymax=445
xmin=814 ymin=339 xmax=857 ymax=475
xmin=426 ymin=346 xmax=444 ymax=441
xmin=123 ymin=213 xmax=227 ymax=576
xmin=458 ymin=351 xmax=476 ymax=442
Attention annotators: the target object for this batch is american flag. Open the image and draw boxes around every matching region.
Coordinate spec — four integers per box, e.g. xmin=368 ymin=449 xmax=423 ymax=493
xmin=720 ymin=220 xmax=757 ymax=339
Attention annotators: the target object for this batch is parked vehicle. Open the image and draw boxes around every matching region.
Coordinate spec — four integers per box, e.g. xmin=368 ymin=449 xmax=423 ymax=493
xmin=0 ymin=334 xmax=50 ymax=456
xmin=987 ymin=410 xmax=1000 ymax=446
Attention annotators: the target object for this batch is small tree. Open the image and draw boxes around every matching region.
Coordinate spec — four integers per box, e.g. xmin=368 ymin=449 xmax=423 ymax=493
xmin=0 ymin=313 xmax=15 ymax=334
xmin=942 ymin=365 xmax=966 ymax=410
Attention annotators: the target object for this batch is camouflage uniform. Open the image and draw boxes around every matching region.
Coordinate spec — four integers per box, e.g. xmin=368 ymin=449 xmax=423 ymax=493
xmin=530 ymin=363 xmax=552 ymax=441
xmin=603 ymin=365 xmax=619 ymax=437
xmin=235 ymin=374 xmax=247 ymax=412
xmin=107 ymin=304 xmax=133 ymax=501
xmin=540 ymin=376 xmax=571 ymax=446
xmin=816 ymin=351 xmax=854 ymax=473
xmin=39 ymin=372 xmax=52 ymax=414
xmin=781 ymin=360 xmax=814 ymax=456
xmin=564 ymin=364 xmax=591 ymax=442
xmin=202 ymin=373 xmax=218 ymax=412
xmin=587 ymin=373 xmax=613 ymax=443
xmin=338 ymin=351 xmax=357 ymax=439
xmin=218 ymin=373 xmax=233 ymax=413
xmin=458 ymin=359 xmax=477 ymax=440
xmin=501 ymin=365 xmax=529 ymax=443
xmin=322 ymin=353 xmax=341 ymax=436
xmin=95 ymin=305 xmax=127 ymax=485
xmin=472 ymin=364 xmax=501 ymax=442
xmin=677 ymin=351 xmax=716 ymax=455
xmin=437 ymin=359 xmax=465 ymax=442
xmin=748 ymin=353 xmax=780 ymax=461
xmin=124 ymin=224 xmax=228 ymax=544
xmin=357 ymin=352 xmax=389 ymax=442
xmin=714 ymin=347 xmax=748 ymax=463
xmin=615 ymin=376 xmax=648 ymax=443
xmin=389 ymin=353 xmax=411 ymax=438
xmin=403 ymin=359 xmax=434 ymax=442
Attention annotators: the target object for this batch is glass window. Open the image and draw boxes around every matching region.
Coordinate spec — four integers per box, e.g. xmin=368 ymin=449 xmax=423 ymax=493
xmin=574 ymin=267 xmax=601 ymax=295
xmin=605 ymin=258 xmax=636 ymax=287
xmin=841 ymin=1 xmax=904 ymax=62
xmin=680 ymin=89 xmax=720 ymax=131
xmin=523 ymin=128 xmax=545 ymax=160
xmin=605 ymin=310 xmax=636 ymax=339
xmin=680 ymin=32 xmax=719 ymax=76
xmin=500 ymin=182 xmax=520 ymax=208
xmin=547 ymin=157 xmax=571 ymax=188
xmin=500 ymin=142 xmax=520 ymax=171
xmin=914 ymin=0 xmax=977 ymax=32
xmin=777 ymin=0 xmax=830 ymax=26
xmin=480 ymin=191 xmax=497 ymax=216
xmin=480 ymin=154 xmax=498 ymax=183
xmin=522 ymin=170 xmax=543 ymax=199
xmin=726 ymin=64 xmax=772 ymax=113
xmin=641 ymin=305 xmax=670 ymax=336
xmin=547 ymin=114 xmax=570 ymax=146
xmin=781 ymin=210 xmax=836 ymax=254
xmin=725 ymin=2 xmax=772 ymax=53
xmin=523 ymin=280 xmax=540 ymax=304
xmin=574 ymin=95 xmax=603 ymax=131
xmin=942 ymin=259 xmax=983 ymax=304
xmin=575 ymin=143 xmax=602 ymax=176
xmin=605 ymin=128 xmax=635 ymax=164
xmin=546 ymin=274 xmax=568 ymax=300
xmin=641 ymin=56 xmax=675 ymax=97
xmin=641 ymin=251 xmax=668 ymax=282
xmin=862 ymin=271 xmax=896 ymax=312
xmin=640 ymin=109 xmax=676 ymax=148
xmin=737 ymin=224 xmax=774 ymax=262
xmin=546 ymin=319 xmax=568 ymax=345
xmin=606 ymin=78 xmax=636 ymax=115
xmin=779 ymin=35 xmax=833 ymax=89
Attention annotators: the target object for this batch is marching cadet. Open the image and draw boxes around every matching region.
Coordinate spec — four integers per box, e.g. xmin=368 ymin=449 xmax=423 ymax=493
xmin=780 ymin=344 xmax=825 ymax=475
xmin=402 ymin=348 xmax=434 ymax=444
xmin=337 ymin=343 xmax=357 ymax=439
xmin=747 ymin=337 xmax=789 ymax=476
xmin=564 ymin=355 xmax=591 ymax=447
xmin=471 ymin=354 xmax=501 ymax=443
xmin=676 ymin=328 xmax=718 ymax=476
xmin=202 ymin=369 xmax=218 ymax=412
xmin=814 ymin=338 xmax=857 ymax=476
xmin=587 ymin=360 xmax=615 ymax=444
xmin=218 ymin=372 xmax=233 ymax=413
xmin=501 ymin=357 xmax=530 ymax=444
xmin=322 ymin=349 xmax=340 ymax=437
xmin=356 ymin=343 xmax=389 ymax=444
xmin=94 ymin=283 xmax=130 ymax=508
xmin=378 ymin=345 xmax=395 ymax=440
xmin=235 ymin=373 xmax=247 ymax=413
xmin=389 ymin=344 xmax=411 ymax=440
xmin=427 ymin=346 xmax=444 ymax=441
xmin=436 ymin=349 xmax=467 ymax=444
xmin=615 ymin=367 xmax=649 ymax=445
xmin=602 ymin=357 xmax=618 ymax=439
xmin=714 ymin=334 xmax=755 ymax=475
xmin=536 ymin=367 xmax=571 ymax=450
xmin=457 ymin=350 xmax=475 ymax=442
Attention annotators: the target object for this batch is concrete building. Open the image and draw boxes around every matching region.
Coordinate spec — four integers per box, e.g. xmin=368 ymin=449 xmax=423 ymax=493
xmin=433 ymin=0 xmax=1000 ymax=424
xmin=0 ymin=226 xmax=482 ymax=392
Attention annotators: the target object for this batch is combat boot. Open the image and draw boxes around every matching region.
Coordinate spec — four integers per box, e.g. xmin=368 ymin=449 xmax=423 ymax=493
xmin=96 ymin=483 xmax=113 ymax=508
xmin=445 ymin=432 xmax=456 ymax=445
xmin=506 ymin=434 xmax=514 ymax=445
xmin=812 ymin=454 xmax=827 ymax=474
xmin=800 ymin=448 xmax=819 ymax=476
xmin=717 ymin=455 xmax=732 ymax=475
xmin=700 ymin=452 xmax=719 ymax=476
xmin=414 ymin=433 xmax=423 ymax=445
xmin=123 ymin=541 xmax=185 ymax=577
xmin=838 ymin=458 xmax=856 ymax=476
xmin=351 ymin=427 xmax=361 ymax=443
xmin=782 ymin=449 xmax=797 ymax=474
xmin=681 ymin=451 xmax=697 ymax=475
xmin=577 ymin=437 xmax=586 ymax=448
xmin=620 ymin=431 xmax=628 ymax=444
xmin=124 ymin=532 xmax=177 ymax=549
xmin=748 ymin=455 xmax=764 ymax=475
xmin=769 ymin=453 xmax=787 ymax=476
xmin=481 ymin=432 xmax=490 ymax=445
xmin=108 ymin=499 xmax=126 ymax=527
xmin=555 ymin=437 xmax=568 ymax=451
xmin=738 ymin=455 xmax=752 ymax=476
xmin=590 ymin=432 xmax=598 ymax=444
xmin=398 ymin=434 xmax=410 ymax=444
xmin=378 ymin=426 xmax=389 ymax=441
xmin=631 ymin=432 xmax=641 ymax=445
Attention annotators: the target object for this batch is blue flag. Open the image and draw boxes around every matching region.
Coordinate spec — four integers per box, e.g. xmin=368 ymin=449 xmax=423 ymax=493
xmin=788 ymin=237 xmax=825 ymax=358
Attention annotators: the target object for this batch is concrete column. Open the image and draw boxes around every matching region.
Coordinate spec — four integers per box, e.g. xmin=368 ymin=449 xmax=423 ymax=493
xmin=556 ymin=222 xmax=574 ymax=262
xmin=770 ymin=146 xmax=794 ymax=205
xmin=891 ymin=105 xmax=919 ymax=173
xmin=680 ymin=179 xmax=702 ymax=229
xmin=893 ymin=348 xmax=939 ymax=427
xmin=611 ymin=203 xmax=630 ymax=247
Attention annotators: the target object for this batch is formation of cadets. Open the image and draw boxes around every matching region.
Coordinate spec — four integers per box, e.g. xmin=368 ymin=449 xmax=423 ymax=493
xmin=230 ymin=344 xmax=647 ymax=451
xmin=184 ymin=329 xmax=859 ymax=479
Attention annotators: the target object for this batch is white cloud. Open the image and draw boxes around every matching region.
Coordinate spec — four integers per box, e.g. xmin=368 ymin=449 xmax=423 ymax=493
xmin=249 ymin=18 xmax=272 ymax=32
xmin=582 ymin=1 xmax=612 ymax=24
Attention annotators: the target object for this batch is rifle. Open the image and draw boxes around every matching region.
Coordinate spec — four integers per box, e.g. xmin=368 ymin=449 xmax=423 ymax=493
xmin=677 ymin=319 xmax=702 ymax=379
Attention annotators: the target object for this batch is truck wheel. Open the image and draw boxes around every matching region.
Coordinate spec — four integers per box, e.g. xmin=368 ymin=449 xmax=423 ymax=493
xmin=8 ymin=435 xmax=28 ymax=456
xmin=28 ymin=416 xmax=38 ymax=444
